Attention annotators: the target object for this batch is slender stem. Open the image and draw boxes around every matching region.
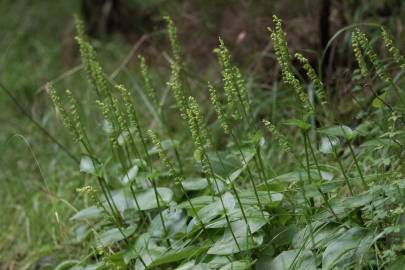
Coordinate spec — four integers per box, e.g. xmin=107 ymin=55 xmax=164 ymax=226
xmin=150 ymin=177 xmax=170 ymax=247
xmin=231 ymin=132 xmax=265 ymax=216
xmin=304 ymin=133 xmax=340 ymax=220
xmin=347 ymin=142 xmax=368 ymax=189
xmin=202 ymin=155 xmax=242 ymax=252
xmin=328 ymin=136 xmax=354 ymax=196
xmin=303 ymin=131 xmax=315 ymax=210
xmin=204 ymin=136 xmax=255 ymax=244
xmin=0 ymin=82 xmax=79 ymax=163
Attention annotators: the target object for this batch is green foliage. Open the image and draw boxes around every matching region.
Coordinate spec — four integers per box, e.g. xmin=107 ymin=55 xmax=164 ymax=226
xmin=24 ymin=13 xmax=405 ymax=270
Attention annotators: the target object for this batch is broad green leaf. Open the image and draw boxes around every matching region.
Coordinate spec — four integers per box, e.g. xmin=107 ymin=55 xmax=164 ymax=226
xmin=120 ymin=164 xmax=139 ymax=184
xmin=135 ymin=244 xmax=167 ymax=270
xmin=319 ymin=137 xmax=339 ymax=154
xmin=80 ymin=156 xmax=96 ymax=174
xmin=283 ymin=119 xmax=311 ymax=131
xmin=181 ymin=177 xmax=208 ymax=191
xmin=123 ymin=233 xmax=151 ymax=264
xmin=228 ymin=167 xmax=244 ymax=184
xmin=54 ymin=260 xmax=80 ymax=270
xmin=322 ymin=227 xmax=370 ymax=269
xmin=292 ymin=222 xmax=346 ymax=250
xmin=107 ymin=187 xmax=173 ymax=213
xmin=207 ymin=231 xmax=264 ymax=255
xmin=238 ymin=190 xmax=283 ymax=206
xmin=70 ymin=206 xmax=103 ymax=221
xmin=149 ymin=208 xmax=187 ymax=237
xmin=194 ymin=192 xmax=235 ymax=226
xmin=176 ymin=196 xmax=214 ymax=209
xmin=96 ymin=224 xmax=137 ymax=247
xmin=206 ymin=206 xmax=269 ymax=231
xmin=149 ymin=245 xmax=208 ymax=266
xmin=342 ymin=192 xmax=373 ymax=209
xmin=208 ymin=217 xmax=266 ymax=255
xmin=371 ymin=92 xmax=387 ymax=108
xmin=219 ymin=261 xmax=251 ymax=270
xmin=82 ymin=262 xmax=105 ymax=270
xmin=268 ymin=225 xmax=298 ymax=248
xmin=175 ymin=261 xmax=210 ymax=270
xmin=361 ymin=138 xmax=399 ymax=148
xmin=267 ymin=169 xmax=332 ymax=184
xmin=318 ymin=125 xmax=354 ymax=140
xmin=208 ymin=256 xmax=231 ymax=269
xmin=268 ymin=249 xmax=317 ymax=270
xmin=72 ymin=224 xmax=91 ymax=242
xmin=126 ymin=233 xmax=168 ymax=269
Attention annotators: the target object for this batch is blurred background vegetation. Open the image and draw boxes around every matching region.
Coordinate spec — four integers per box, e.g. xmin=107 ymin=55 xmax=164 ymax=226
xmin=0 ymin=0 xmax=404 ymax=269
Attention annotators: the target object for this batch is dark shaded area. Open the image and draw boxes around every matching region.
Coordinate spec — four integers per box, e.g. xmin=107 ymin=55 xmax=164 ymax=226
xmin=82 ymin=0 xmax=161 ymax=39
xmin=80 ymin=0 xmax=404 ymax=86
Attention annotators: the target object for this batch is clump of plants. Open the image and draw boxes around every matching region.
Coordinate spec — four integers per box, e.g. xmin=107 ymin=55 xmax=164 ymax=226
xmin=51 ymin=15 xmax=405 ymax=270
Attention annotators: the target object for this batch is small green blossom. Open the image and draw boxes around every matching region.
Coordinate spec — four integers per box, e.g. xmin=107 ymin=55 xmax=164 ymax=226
xmin=48 ymin=84 xmax=77 ymax=141
xmin=168 ymin=63 xmax=188 ymax=119
xmin=208 ymin=82 xmax=230 ymax=134
xmin=116 ymin=85 xmax=141 ymax=135
xmin=381 ymin=27 xmax=405 ymax=69
xmin=65 ymin=90 xmax=85 ymax=142
xmin=75 ymin=16 xmax=110 ymax=99
xmin=214 ymin=38 xmax=250 ymax=120
xmin=295 ymin=53 xmax=327 ymax=107
xmin=164 ymin=16 xmax=182 ymax=65
xmin=353 ymin=29 xmax=389 ymax=82
xmin=263 ymin=119 xmax=292 ymax=153
xmin=270 ymin=16 xmax=313 ymax=118
xmin=186 ymin=97 xmax=211 ymax=172
xmin=139 ymin=55 xmax=158 ymax=107
xmin=148 ymin=130 xmax=177 ymax=176
xmin=352 ymin=31 xmax=369 ymax=78
xmin=96 ymin=100 xmax=118 ymax=148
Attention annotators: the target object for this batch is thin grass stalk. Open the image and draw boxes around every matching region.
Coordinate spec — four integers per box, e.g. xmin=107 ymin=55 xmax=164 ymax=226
xmin=298 ymin=172 xmax=316 ymax=247
xmin=304 ymin=133 xmax=340 ymax=220
xmin=347 ymin=142 xmax=368 ymax=189
xmin=328 ymin=136 xmax=354 ymax=196
xmin=230 ymin=132 xmax=266 ymax=217
xmin=149 ymin=177 xmax=170 ymax=247
xmin=206 ymin=136 xmax=255 ymax=244
xmin=189 ymin=109 xmax=242 ymax=252
xmin=302 ymin=131 xmax=316 ymax=210
xmin=148 ymin=130 xmax=218 ymax=244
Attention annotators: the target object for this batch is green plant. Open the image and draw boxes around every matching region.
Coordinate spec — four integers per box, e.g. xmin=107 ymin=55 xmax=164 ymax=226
xmin=51 ymin=15 xmax=405 ymax=270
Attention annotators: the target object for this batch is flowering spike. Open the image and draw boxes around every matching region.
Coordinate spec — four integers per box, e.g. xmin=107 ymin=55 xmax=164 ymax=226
xmin=139 ymin=55 xmax=158 ymax=107
xmin=48 ymin=84 xmax=76 ymax=140
xmin=148 ymin=130 xmax=177 ymax=176
xmin=164 ymin=16 xmax=182 ymax=65
xmin=208 ymin=82 xmax=230 ymax=134
xmin=186 ymin=97 xmax=211 ymax=168
xmin=381 ymin=27 xmax=405 ymax=69
xmin=270 ymin=15 xmax=292 ymax=74
xmin=168 ymin=62 xmax=188 ymax=119
xmin=214 ymin=38 xmax=250 ymax=120
xmin=352 ymin=30 xmax=370 ymax=78
xmin=270 ymin=16 xmax=313 ymax=118
xmin=116 ymin=85 xmax=142 ymax=137
xmin=96 ymin=100 xmax=118 ymax=148
xmin=74 ymin=16 xmax=110 ymax=99
xmin=295 ymin=53 xmax=327 ymax=107
xmin=65 ymin=90 xmax=85 ymax=142
xmin=353 ymin=29 xmax=389 ymax=82
xmin=263 ymin=120 xmax=292 ymax=153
